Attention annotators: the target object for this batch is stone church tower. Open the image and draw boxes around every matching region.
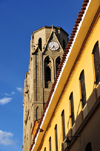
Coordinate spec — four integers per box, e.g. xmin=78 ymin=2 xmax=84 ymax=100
xmin=23 ymin=26 xmax=68 ymax=151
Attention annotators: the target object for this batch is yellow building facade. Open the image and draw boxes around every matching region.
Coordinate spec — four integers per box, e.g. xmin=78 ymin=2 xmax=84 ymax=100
xmin=30 ymin=0 xmax=100 ymax=151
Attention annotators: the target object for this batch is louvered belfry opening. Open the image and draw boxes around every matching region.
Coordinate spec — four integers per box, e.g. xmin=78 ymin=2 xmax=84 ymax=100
xmin=44 ymin=56 xmax=51 ymax=88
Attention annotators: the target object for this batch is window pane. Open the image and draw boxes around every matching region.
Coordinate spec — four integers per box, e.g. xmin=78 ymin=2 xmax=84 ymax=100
xmin=69 ymin=92 xmax=75 ymax=126
xmin=61 ymin=110 xmax=65 ymax=141
xmin=93 ymin=42 xmax=100 ymax=84
xmin=55 ymin=125 xmax=58 ymax=151
xmin=79 ymin=70 xmax=86 ymax=108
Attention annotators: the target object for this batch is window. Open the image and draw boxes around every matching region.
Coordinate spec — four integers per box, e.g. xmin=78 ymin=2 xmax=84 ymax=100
xmin=63 ymin=39 xmax=65 ymax=49
xmin=49 ymin=137 xmax=51 ymax=151
xmin=92 ymin=41 xmax=100 ymax=84
xmin=38 ymin=38 xmax=42 ymax=51
xmin=56 ymin=56 xmax=60 ymax=75
xmin=85 ymin=142 xmax=92 ymax=151
xmin=61 ymin=110 xmax=65 ymax=141
xmin=69 ymin=92 xmax=75 ymax=126
xmin=55 ymin=124 xmax=58 ymax=151
xmin=79 ymin=70 xmax=86 ymax=108
xmin=45 ymin=66 xmax=51 ymax=84
xmin=44 ymin=56 xmax=51 ymax=88
xmin=44 ymin=147 xmax=46 ymax=151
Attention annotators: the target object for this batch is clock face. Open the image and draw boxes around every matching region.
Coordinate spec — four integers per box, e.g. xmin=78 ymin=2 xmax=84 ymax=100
xmin=48 ymin=41 xmax=59 ymax=51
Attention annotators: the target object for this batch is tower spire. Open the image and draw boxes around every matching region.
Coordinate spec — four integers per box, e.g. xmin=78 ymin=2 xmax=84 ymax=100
xmin=52 ymin=25 xmax=54 ymax=32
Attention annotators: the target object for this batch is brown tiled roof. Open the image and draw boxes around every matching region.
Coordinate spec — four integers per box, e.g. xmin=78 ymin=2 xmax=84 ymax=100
xmin=30 ymin=0 xmax=89 ymax=150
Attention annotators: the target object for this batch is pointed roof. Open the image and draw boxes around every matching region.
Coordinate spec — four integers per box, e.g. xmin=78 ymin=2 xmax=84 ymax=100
xmin=43 ymin=30 xmax=64 ymax=54
xmin=32 ymin=25 xmax=68 ymax=36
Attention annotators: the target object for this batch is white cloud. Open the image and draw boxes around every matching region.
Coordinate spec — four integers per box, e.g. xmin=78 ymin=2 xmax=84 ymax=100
xmin=0 ymin=97 xmax=12 ymax=105
xmin=16 ymin=87 xmax=23 ymax=93
xmin=0 ymin=130 xmax=14 ymax=146
xmin=11 ymin=91 xmax=15 ymax=95
xmin=4 ymin=93 xmax=10 ymax=96
xmin=4 ymin=91 xmax=15 ymax=96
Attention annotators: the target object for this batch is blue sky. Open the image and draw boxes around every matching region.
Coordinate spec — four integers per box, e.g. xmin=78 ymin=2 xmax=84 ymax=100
xmin=0 ymin=0 xmax=83 ymax=151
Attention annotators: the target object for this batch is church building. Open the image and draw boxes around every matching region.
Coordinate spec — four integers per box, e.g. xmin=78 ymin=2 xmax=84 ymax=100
xmin=23 ymin=26 xmax=68 ymax=151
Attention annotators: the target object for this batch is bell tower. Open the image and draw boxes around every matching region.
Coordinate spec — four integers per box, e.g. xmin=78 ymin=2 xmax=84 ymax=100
xmin=23 ymin=26 xmax=68 ymax=151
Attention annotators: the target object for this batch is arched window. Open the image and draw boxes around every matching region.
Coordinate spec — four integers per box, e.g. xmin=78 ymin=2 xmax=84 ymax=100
xmin=46 ymin=66 xmax=51 ymax=81
xmin=69 ymin=92 xmax=74 ymax=126
xmin=92 ymin=41 xmax=100 ymax=84
xmin=44 ymin=56 xmax=51 ymax=88
xmin=63 ymin=39 xmax=65 ymax=49
xmin=54 ymin=124 xmax=58 ymax=151
xmin=79 ymin=70 xmax=86 ymax=108
xmin=56 ymin=56 xmax=60 ymax=74
xmin=38 ymin=38 xmax=42 ymax=51
xmin=85 ymin=142 xmax=92 ymax=151
xmin=61 ymin=110 xmax=65 ymax=141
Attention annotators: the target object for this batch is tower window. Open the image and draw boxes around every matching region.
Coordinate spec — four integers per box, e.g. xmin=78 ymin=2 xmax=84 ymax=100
xmin=61 ymin=110 xmax=65 ymax=141
xmin=69 ymin=92 xmax=74 ymax=126
xmin=44 ymin=56 xmax=51 ymax=88
xmin=45 ymin=66 xmax=51 ymax=88
xmin=92 ymin=41 xmax=100 ymax=84
xmin=63 ymin=39 xmax=65 ymax=49
xmin=49 ymin=137 xmax=51 ymax=151
xmin=85 ymin=142 xmax=92 ymax=151
xmin=56 ymin=56 xmax=60 ymax=75
xmin=38 ymin=38 xmax=42 ymax=51
xmin=79 ymin=70 xmax=86 ymax=108
xmin=46 ymin=66 xmax=51 ymax=81
xmin=55 ymin=124 xmax=58 ymax=151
